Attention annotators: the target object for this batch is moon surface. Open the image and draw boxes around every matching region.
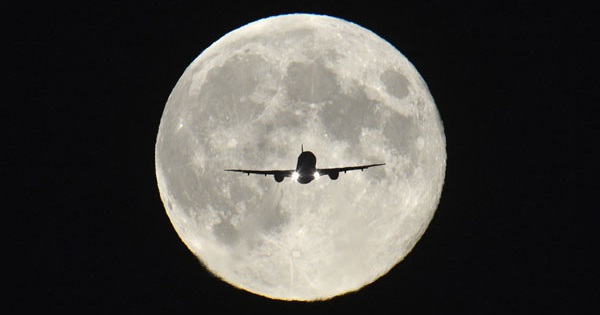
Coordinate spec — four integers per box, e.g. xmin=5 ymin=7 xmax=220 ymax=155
xmin=155 ymin=14 xmax=445 ymax=301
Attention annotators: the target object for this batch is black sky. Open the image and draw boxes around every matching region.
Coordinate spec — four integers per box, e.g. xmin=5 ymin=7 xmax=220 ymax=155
xmin=8 ymin=1 xmax=597 ymax=314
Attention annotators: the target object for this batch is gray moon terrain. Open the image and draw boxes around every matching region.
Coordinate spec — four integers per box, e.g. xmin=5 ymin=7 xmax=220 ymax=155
xmin=155 ymin=14 xmax=446 ymax=300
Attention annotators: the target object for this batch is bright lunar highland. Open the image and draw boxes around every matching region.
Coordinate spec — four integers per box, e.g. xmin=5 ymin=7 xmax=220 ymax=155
xmin=155 ymin=14 xmax=446 ymax=300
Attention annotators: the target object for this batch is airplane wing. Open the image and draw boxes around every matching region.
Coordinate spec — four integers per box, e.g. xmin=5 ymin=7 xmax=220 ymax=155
xmin=317 ymin=163 xmax=385 ymax=179
xmin=225 ymin=169 xmax=295 ymax=182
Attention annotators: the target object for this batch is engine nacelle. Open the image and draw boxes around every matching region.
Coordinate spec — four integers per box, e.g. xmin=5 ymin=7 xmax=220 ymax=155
xmin=274 ymin=173 xmax=284 ymax=182
xmin=328 ymin=172 xmax=339 ymax=180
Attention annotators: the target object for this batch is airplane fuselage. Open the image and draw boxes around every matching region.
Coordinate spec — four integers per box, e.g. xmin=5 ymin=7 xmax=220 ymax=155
xmin=295 ymin=151 xmax=318 ymax=184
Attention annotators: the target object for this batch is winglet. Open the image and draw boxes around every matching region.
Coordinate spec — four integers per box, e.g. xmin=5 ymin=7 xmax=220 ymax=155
xmin=301 ymin=144 xmax=303 ymax=153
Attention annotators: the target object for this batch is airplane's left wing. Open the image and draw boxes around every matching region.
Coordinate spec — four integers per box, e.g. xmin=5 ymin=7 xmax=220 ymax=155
xmin=225 ymin=169 xmax=294 ymax=183
xmin=317 ymin=163 xmax=385 ymax=180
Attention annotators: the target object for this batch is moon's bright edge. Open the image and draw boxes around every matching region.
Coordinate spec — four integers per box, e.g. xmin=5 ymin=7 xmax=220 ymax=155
xmin=155 ymin=14 xmax=446 ymax=301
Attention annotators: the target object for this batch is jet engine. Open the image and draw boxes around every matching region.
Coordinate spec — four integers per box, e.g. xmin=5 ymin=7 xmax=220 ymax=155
xmin=274 ymin=173 xmax=284 ymax=182
xmin=328 ymin=172 xmax=339 ymax=180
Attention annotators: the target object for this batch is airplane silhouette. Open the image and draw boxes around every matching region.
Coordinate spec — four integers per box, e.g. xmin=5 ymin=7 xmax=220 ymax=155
xmin=225 ymin=145 xmax=385 ymax=184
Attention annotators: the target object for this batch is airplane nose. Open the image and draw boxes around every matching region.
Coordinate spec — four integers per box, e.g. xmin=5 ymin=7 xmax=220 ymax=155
xmin=297 ymin=177 xmax=313 ymax=184
xmin=296 ymin=172 xmax=317 ymax=184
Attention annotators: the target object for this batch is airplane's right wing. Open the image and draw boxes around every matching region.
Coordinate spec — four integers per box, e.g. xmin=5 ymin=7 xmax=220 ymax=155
xmin=225 ymin=169 xmax=295 ymax=182
xmin=317 ymin=163 xmax=385 ymax=180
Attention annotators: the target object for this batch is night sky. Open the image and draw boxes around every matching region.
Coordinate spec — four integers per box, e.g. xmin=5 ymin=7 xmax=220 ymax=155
xmin=9 ymin=1 xmax=596 ymax=314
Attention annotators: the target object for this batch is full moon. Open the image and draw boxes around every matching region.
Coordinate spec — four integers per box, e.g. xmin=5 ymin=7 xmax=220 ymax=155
xmin=155 ymin=14 xmax=445 ymax=300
